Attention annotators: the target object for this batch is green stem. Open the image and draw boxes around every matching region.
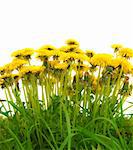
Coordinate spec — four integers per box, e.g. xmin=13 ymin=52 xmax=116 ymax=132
xmin=93 ymin=66 xmax=101 ymax=118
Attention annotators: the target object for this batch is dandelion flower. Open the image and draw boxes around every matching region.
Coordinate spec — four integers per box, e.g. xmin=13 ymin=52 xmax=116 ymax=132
xmin=11 ymin=48 xmax=34 ymax=59
xmin=9 ymin=59 xmax=28 ymax=70
xmin=36 ymin=50 xmax=56 ymax=62
xmin=59 ymin=52 xmax=90 ymax=62
xmin=111 ymin=44 xmax=123 ymax=52
xmin=12 ymin=74 xmax=20 ymax=81
xmin=74 ymin=53 xmax=90 ymax=62
xmin=38 ymin=45 xmax=56 ymax=51
xmin=74 ymin=49 xmax=84 ymax=54
xmin=0 ymin=66 xmax=6 ymax=75
xmin=118 ymin=48 xmax=133 ymax=59
xmin=20 ymin=66 xmax=45 ymax=76
xmin=59 ymin=52 xmax=75 ymax=61
xmin=58 ymin=46 xmax=68 ymax=52
xmin=53 ymin=63 xmax=68 ymax=70
xmin=0 ymin=73 xmax=12 ymax=80
xmin=65 ymin=39 xmax=79 ymax=47
xmin=51 ymin=49 xmax=65 ymax=60
xmin=1 ymin=59 xmax=28 ymax=74
xmin=85 ymin=50 xmax=95 ymax=58
xmin=0 ymin=73 xmax=17 ymax=87
xmin=59 ymin=45 xmax=78 ymax=53
xmin=90 ymin=54 xmax=113 ymax=67
xmin=36 ymin=49 xmax=55 ymax=58
xmin=111 ymin=57 xmax=133 ymax=74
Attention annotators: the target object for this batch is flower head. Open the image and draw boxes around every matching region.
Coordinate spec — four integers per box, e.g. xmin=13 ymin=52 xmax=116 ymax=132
xmin=90 ymin=54 xmax=113 ymax=67
xmin=74 ymin=49 xmax=84 ymax=54
xmin=118 ymin=48 xmax=133 ymax=59
xmin=0 ymin=73 xmax=14 ymax=87
xmin=38 ymin=45 xmax=56 ymax=51
xmin=36 ymin=50 xmax=55 ymax=61
xmin=59 ymin=52 xmax=90 ymax=62
xmin=53 ymin=62 xmax=68 ymax=70
xmin=111 ymin=57 xmax=133 ymax=74
xmin=51 ymin=49 xmax=65 ymax=60
xmin=12 ymin=74 xmax=20 ymax=81
xmin=5 ymin=59 xmax=28 ymax=72
xmin=65 ymin=39 xmax=79 ymax=47
xmin=0 ymin=73 xmax=12 ymax=80
xmin=19 ymin=66 xmax=45 ymax=76
xmin=0 ymin=66 xmax=6 ymax=75
xmin=59 ymin=45 xmax=78 ymax=53
xmin=111 ymin=44 xmax=123 ymax=52
xmin=0 ymin=59 xmax=28 ymax=75
xmin=0 ymin=73 xmax=20 ymax=87
xmin=11 ymin=48 xmax=34 ymax=59
xmin=85 ymin=50 xmax=95 ymax=57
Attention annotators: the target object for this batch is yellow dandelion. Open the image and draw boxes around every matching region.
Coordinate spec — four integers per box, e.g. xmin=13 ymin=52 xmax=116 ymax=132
xmin=51 ymin=49 xmax=65 ymax=60
xmin=0 ymin=66 xmax=6 ymax=75
xmin=11 ymin=48 xmax=34 ymax=59
xmin=35 ymin=50 xmax=55 ymax=62
xmin=58 ymin=46 xmax=68 ymax=52
xmin=0 ymin=73 xmax=12 ymax=80
xmin=111 ymin=57 xmax=133 ymax=74
xmin=59 ymin=52 xmax=75 ymax=61
xmin=74 ymin=48 xmax=84 ymax=54
xmin=12 ymin=73 xmax=20 ymax=79
xmin=59 ymin=52 xmax=90 ymax=62
xmin=118 ymin=48 xmax=133 ymax=59
xmin=85 ymin=50 xmax=95 ymax=57
xmin=36 ymin=49 xmax=56 ymax=58
xmin=54 ymin=63 xmax=68 ymax=70
xmin=20 ymin=66 xmax=45 ymax=75
xmin=0 ymin=73 xmax=16 ymax=87
xmin=1 ymin=59 xmax=28 ymax=74
xmin=111 ymin=44 xmax=123 ymax=49
xmin=7 ymin=59 xmax=28 ymax=71
xmin=90 ymin=54 xmax=113 ymax=67
xmin=74 ymin=53 xmax=90 ymax=62
xmin=65 ymin=39 xmax=79 ymax=47
xmin=38 ymin=44 xmax=56 ymax=51
xmin=2 ymin=64 xmax=12 ymax=73
xmin=59 ymin=45 xmax=78 ymax=53
xmin=111 ymin=57 xmax=126 ymax=68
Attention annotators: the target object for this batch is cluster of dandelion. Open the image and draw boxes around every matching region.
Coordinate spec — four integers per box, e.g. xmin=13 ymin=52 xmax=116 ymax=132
xmin=0 ymin=39 xmax=133 ymax=117
xmin=0 ymin=39 xmax=133 ymax=150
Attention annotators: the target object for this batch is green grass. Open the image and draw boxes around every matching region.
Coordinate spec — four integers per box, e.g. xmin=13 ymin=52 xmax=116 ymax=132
xmin=0 ymin=74 xmax=133 ymax=149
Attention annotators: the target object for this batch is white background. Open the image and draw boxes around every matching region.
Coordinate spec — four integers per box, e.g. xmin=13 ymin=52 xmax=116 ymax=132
xmin=0 ymin=0 xmax=132 ymax=113
xmin=0 ymin=0 xmax=133 ymax=65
